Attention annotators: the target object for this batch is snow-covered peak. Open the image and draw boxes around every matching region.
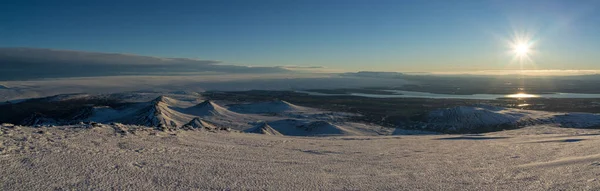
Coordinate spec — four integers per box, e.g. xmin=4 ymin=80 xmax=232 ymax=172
xmin=182 ymin=118 xmax=218 ymax=131
xmin=194 ymin=100 xmax=218 ymax=109
xmin=117 ymin=96 xmax=190 ymax=128
xmin=246 ymin=122 xmax=282 ymax=135
xmin=150 ymin=95 xmax=180 ymax=106
xmin=186 ymin=100 xmax=239 ymax=117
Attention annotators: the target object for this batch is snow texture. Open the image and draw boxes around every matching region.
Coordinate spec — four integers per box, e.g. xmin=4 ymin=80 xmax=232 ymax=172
xmin=2 ymin=124 xmax=600 ymax=190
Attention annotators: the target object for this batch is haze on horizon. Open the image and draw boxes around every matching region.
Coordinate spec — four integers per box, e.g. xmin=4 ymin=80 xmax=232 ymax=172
xmin=1 ymin=0 xmax=600 ymax=74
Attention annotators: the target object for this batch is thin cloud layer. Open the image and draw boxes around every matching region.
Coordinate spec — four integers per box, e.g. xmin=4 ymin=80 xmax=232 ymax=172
xmin=428 ymin=70 xmax=600 ymax=76
xmin=277 ymin=66 xmax=325 ymax=69
xmin=0 ymin=48 xmax=290 ymax=80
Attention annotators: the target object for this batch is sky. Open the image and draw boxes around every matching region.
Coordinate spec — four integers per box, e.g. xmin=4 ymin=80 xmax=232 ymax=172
xmin=1 ymin=0 xmax=600 ymax=73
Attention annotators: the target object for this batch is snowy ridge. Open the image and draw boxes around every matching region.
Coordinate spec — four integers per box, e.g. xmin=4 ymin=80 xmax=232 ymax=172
xmin=2 ymin=92 xmax=360 ymax=135
xmin=99 ymin=97 xmax=250 ymax=130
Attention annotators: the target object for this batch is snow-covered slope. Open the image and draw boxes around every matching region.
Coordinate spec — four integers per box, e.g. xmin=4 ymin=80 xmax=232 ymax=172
xmin=299 ymin=121 xmax=355 ymax=135
xmin=267 ymin=119 xmax=358 ymax=136
xmin=6 ymin=124 xmax=600 ymax=190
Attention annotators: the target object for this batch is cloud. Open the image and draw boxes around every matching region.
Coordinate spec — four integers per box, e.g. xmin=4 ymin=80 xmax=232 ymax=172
xmin=0 ymin=73 xmax=412 ymax=102
xmin=276 ymin=65 xmax=325 ymax=69
xmin=427 ymin=70 xmax=600 ymax=76
xmin=274 ymin=65 xmax=343 ymax=73
xmin=340 ymin=71 xmax=404 ymax=78
xmin=0 ymin=47 xmax=290 ymax=80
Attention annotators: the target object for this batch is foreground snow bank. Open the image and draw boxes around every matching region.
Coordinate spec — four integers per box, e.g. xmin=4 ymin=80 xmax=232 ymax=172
xmin=2 ymin=125 xmax=600 ymax=190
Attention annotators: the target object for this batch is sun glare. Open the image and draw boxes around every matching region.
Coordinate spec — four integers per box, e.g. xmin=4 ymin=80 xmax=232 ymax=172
xmin=514 ymin=43 xmax=530 ymax=56
xmin=505 ymin=31 xmax=537 ymax=67
xmin=506 ymin=93 xmax=538 ymax=98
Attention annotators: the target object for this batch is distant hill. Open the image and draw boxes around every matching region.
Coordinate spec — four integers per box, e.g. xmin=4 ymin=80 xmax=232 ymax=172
xmin=340 ymin=71 xmax=404 ymax=79
xmin=412 ymin=105 xmax=600 ymax=133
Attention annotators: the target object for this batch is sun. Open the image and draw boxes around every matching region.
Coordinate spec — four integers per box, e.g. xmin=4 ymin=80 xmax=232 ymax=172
xmin=506 ymin=32 xmax=536 ymax=65
xmin=503 ymin=30 xmax=539 ymax=92
xmin=514 ymin=43 xmax=530 ymax=56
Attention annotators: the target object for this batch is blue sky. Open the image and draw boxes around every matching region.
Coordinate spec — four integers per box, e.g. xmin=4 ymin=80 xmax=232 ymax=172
xmin=2 ymin=0 xmax=599 ymax=72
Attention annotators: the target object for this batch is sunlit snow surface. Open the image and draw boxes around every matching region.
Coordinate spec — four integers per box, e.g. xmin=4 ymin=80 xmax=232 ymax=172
xmin=2 ymin=124 xmax=600 ymax=190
